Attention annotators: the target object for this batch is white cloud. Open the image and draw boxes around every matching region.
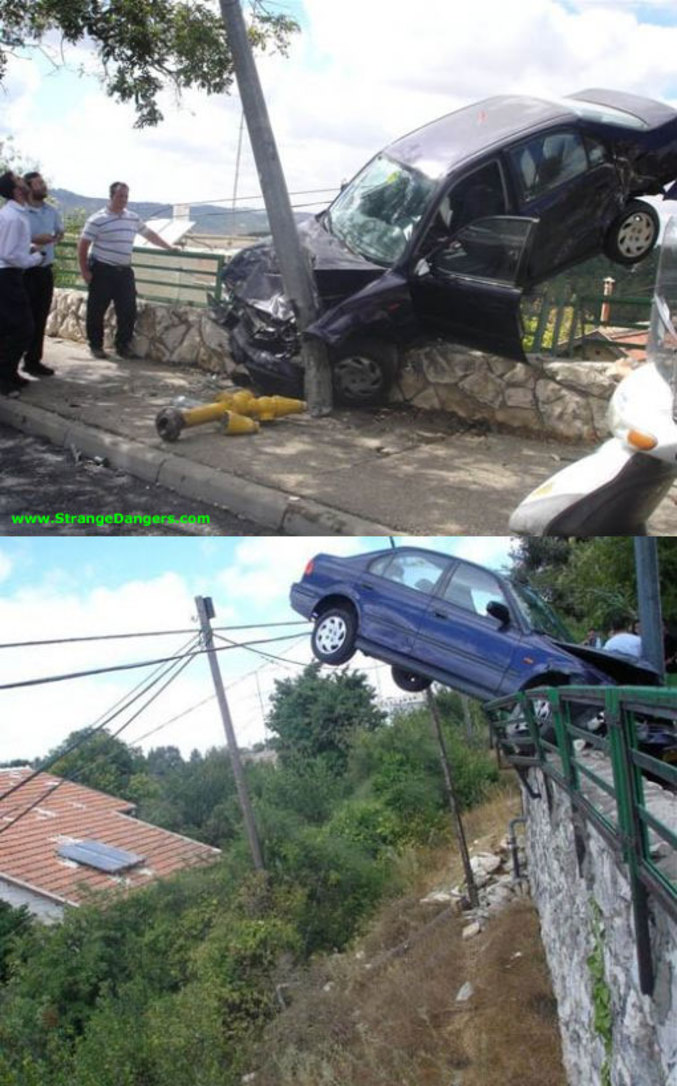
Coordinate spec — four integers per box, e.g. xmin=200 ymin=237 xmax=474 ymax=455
xmin=0 ymin=550 xmax=12 ymax=582
xmin=3 ymin=0 xmax=676 ymax=205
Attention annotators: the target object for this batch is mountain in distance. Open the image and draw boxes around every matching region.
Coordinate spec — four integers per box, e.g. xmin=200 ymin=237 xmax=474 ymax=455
xmin=51 ymin=188 xmax=318 ymax=237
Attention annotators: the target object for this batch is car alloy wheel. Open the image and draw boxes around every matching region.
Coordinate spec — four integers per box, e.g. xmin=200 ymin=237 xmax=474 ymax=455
xmin=604 ymin=200 xmax=659 ymax=265
xmin=311 ymin=606 xmax=357 ymax=665
xmin=332 ymin=339 xmax=397 ymax=407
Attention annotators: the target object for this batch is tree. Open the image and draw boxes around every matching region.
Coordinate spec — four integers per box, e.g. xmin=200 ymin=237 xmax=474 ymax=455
xmin=0 ymin=1 xmax=299 ymax=128
xmin=45 ymin=727 xmax=144 ymax=798
xmin=266 ymin=664 xmax=386 ymax=773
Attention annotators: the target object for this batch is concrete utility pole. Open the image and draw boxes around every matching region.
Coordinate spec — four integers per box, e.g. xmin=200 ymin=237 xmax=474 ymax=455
xmin=425 ymin=689 xmax=479 ymax=910
xmin=218 ymin=0 xmax=333 ymax=415
xmin=195 ymin=595 xmax=264 ymax=871
xmin=634 ymin=539 xmax=665 ymax=679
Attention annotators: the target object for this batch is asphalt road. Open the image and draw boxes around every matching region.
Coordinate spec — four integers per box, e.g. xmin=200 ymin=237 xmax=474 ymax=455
xmin=0 ymin=423 xmax=269 ymax=536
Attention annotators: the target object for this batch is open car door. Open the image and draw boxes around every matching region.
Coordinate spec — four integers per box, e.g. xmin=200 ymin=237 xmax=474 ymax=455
xmin=409 ymin=216 xmax=538 ymax=361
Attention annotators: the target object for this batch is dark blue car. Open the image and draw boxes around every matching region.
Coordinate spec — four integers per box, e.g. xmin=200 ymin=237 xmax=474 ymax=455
xmin=220 ymin=88 xmax=677 ymax=405
xmin=289 ymin=546 xmax=659 ymax=701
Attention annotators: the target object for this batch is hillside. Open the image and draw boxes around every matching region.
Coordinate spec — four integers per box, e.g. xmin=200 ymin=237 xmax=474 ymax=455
xmin=51 ymin=187 xmax=316 ymax=236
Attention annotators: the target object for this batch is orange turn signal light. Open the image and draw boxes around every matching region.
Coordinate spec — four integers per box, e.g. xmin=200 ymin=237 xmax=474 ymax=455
xmin=627 ymin=429 xmax=657 ymax=451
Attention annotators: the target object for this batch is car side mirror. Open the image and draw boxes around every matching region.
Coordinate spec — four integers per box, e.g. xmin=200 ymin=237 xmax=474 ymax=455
xmin=487 ymin=600 xmax=511 ymax=627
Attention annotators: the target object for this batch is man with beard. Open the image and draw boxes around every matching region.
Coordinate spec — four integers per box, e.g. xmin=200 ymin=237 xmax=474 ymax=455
xmin=22 ymin=171 xmax=64 ymax=378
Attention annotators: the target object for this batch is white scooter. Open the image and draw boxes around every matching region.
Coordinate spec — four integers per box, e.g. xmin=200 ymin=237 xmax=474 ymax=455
xmin=510 ymin=216 xmax=677 ymax=536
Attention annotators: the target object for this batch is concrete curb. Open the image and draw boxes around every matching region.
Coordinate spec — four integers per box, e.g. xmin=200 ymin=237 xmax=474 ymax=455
xmin=0 ymin=397 xmax=394 ymax=536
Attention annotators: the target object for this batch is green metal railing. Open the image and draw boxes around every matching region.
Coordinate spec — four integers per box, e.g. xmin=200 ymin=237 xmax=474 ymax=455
xmin=525 ymin=291 xmax=651 ymax=357
xmin=485 ymin=685 xmax=677 ymax=995
xmin=53 ymin=240 xmax=225 ymax=307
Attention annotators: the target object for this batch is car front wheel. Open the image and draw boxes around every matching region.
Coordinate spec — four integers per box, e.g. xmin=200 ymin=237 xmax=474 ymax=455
xmin=603 ymin=201 xmax=660 ymax=265
xmin=332 ymin=339 xmax=398 ymax=407
xmin=391 ymin=666 xmax=432 ymax=693
xmin=311 ymin=606 xmax=357 ymax=665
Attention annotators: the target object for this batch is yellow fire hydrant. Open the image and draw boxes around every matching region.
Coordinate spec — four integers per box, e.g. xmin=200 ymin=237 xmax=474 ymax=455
xmin=155 ymin=402 xmax=259 ymax=442
xmin=214 ymin=389 xmax=307 ymax=421
xmin=155 ymin=391 xmax=307 ymax=442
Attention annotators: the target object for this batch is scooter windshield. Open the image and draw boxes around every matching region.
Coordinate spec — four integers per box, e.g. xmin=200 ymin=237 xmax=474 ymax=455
xmin=650 ymin=216 xmax=677 ymax=402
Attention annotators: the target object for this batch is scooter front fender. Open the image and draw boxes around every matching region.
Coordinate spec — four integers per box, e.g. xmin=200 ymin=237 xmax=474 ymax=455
xmin=509 ymin=438 xmax=677 ymax=536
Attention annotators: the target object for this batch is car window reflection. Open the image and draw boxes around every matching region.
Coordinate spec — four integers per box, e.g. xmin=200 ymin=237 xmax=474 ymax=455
xmin=369 ymin=552 xmax=447 ymax=593
xmin=442 ymin=564 xmax=509 ymax=617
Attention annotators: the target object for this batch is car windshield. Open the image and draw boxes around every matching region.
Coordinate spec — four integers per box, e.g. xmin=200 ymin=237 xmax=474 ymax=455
xmin=510 ymin=581 xmax=574 ymax=640
xmin=326 ymin=154 xmax=437 ymax=266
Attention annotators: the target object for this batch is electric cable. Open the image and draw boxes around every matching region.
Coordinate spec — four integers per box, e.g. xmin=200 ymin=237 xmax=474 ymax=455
xmin=0 ymin=634 xmax=201 ymax=804
xmin=0 ymin=641 xmax=200 ymax=835
xmin=0 ymin=620 xmax=307 ymax=651
xmin=0 ymin=632 xmax=307 ymax=691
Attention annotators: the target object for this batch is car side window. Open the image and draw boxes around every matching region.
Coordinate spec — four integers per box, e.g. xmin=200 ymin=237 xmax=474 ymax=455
xmin=431 ymin=217 xmax=533 ymax=284
xmin=584 ymin=136 xmax=609 ymax=168
xmin=369 ymin=553 xmax=447 ymax=594
xmin=511 ymin=130 xmax=588 ymax=201
xmin=441 ymin=564 xmax=510 ymax=618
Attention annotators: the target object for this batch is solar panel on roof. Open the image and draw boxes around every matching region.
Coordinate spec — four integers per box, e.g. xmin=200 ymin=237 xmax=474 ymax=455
xmin=57 ymin=839 xmax=145 ymax=874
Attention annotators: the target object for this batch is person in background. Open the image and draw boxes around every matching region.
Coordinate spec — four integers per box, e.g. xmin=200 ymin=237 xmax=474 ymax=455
xmin=0 ymin=171 xmax=44 ymax=397
xmin=77 ymin=181 xmax=176 ymax=360
xmin=582 ymin=628 xmax=603 ymax=648
xmin=603 ymin=613 xmax=642 ymax=658
xmin=22 ymin=171 xmax=64 ymax=378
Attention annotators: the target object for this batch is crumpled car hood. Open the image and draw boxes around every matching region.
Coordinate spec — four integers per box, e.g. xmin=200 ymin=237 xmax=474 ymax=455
xmin=222 ymin=216 xmax=385 ymax=323
xmin=552 ymin=640 xmax=661 ymax=685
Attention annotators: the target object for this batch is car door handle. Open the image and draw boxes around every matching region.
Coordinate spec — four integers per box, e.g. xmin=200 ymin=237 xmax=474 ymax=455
xmin=433 ymin=609 xmax=449 ymax=619
xmin=359 ymin=582 xmax=375 ymax=591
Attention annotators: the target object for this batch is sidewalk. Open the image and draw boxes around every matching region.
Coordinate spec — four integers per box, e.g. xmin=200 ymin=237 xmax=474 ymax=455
xmin=2 ymin=337 xmax=676 ymax=535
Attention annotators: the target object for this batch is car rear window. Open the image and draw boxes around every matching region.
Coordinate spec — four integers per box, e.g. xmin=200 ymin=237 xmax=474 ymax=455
xmin=557 ymin=97 xmax=649 ymax=130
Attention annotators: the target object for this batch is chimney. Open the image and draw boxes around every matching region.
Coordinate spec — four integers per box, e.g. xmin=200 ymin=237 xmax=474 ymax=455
xmin=600 ymin=276 xmax=615 ymax=324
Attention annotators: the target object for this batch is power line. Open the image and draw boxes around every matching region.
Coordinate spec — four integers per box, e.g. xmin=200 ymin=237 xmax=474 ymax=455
xmin=0 ymin=634 xmax=201 ymax=802
xmin=0 ymin=620 xmax=307 ymax=651
xmin=0 ymin=637 xmax=201 ymax=829
xmin=0 ymin=633 xmax=307 ymax=691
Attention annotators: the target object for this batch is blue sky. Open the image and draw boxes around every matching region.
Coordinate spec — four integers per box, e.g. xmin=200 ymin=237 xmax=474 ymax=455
xmin=2 ymin=0 xmax=677 ymax=207
xmin=0 ymin=536 xmax=515 ymax=763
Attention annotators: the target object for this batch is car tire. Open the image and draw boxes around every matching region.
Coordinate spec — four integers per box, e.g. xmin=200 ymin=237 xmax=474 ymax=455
xmin=332 ymin=339 xmax=398 ymax=407
xmin=603 ymin=200 xmax=660 ymax=265
xmin=391 ymin=666 xmax=432 ymax=693
xmin=311 ymin=606 xmax=357 ymax=665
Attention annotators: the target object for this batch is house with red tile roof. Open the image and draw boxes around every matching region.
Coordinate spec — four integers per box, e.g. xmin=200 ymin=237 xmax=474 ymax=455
xmin=0 ymin=768 xmax=221 ymax=923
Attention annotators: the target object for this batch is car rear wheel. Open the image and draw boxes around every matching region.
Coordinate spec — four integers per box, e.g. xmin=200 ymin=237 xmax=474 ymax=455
xmin=391 ymin=666 xmax=432 ymax=693
xmin=311 ymin=606 xmax=357 ymax=665
xmin=332 ymin=339 xmax=398 ymax=407
xmin=604 ymin=201 xmax=660 ymax=265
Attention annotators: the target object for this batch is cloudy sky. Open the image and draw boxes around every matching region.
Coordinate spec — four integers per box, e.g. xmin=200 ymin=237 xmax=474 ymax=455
xmin=1 ymin=0 xmax=677 ymax=213
xmin=0 ymin=536 xmax=515 ymax=764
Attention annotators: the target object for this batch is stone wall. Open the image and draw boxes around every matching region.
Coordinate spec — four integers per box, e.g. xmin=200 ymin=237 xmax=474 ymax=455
xmin=46 ymin=288 xmax=236 ymax=374
xmin=48 ymin=289 xmax=629 ymax=443
xmin=522 ymin=760 xmax=677 ymax=1086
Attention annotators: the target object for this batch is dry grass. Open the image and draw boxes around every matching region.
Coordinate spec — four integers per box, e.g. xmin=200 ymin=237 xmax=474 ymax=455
xmin=251 ymin=786 xmax=566 ymax=1086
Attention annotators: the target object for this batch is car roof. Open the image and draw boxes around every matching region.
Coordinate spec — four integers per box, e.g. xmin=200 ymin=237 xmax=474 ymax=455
xmin=384 ymin=95 xmax=575 ymax=178
xmin=384 ymin=88 xmax=675 ymax=179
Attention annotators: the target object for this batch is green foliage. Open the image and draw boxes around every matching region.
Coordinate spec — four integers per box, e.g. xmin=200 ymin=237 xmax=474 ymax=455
xmin=0 ymin=901 xmax=32 ymax=983
xmin=510 ymin=538 xmax=677 ymax=636
xmin=587 ymin=898 xmax=613 ymax=1086
xmin=0 ymin=0 xmax=299 ymax=127
xmin=266 ymin=663 xmax=386 ymax=773
xmin=0 ymin=692 xmax=504 ymax=1084
xmin=46 ymin=727 xmax=144 ymax=797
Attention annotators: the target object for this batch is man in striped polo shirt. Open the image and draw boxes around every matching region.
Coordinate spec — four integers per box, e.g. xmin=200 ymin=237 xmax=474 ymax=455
xmin=78 ymin=182 xmax=175 ymax=360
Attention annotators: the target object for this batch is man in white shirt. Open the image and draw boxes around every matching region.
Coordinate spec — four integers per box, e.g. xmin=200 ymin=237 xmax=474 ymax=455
xmin=603 ymin=615 xmax=642 ymax=658
xmin=78 ymin=181 xmax=175 ymax=360
xmin=22 ymin=172 xmax=64 ymax=378
xmin=0 ymin=171 xmax=44 ymax=397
